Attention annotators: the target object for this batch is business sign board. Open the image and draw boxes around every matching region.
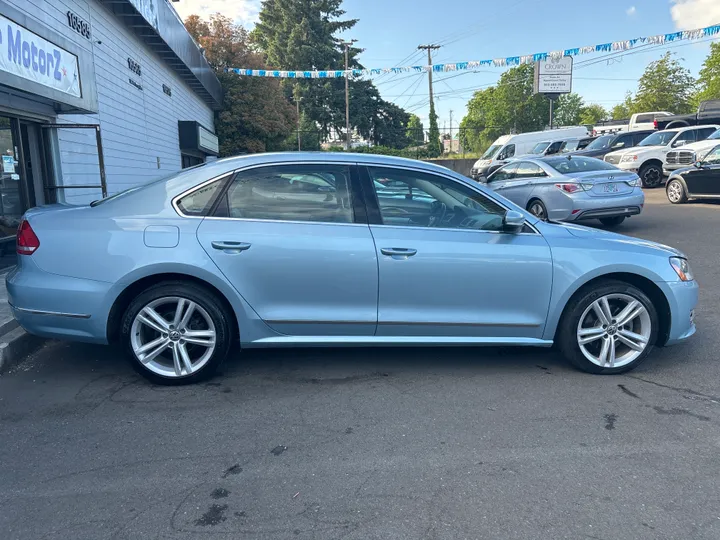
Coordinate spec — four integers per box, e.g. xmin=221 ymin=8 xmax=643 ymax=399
xmin=0 ymin=14 xmax=81 ymax=98
xmin=534 ymin=56 xmax=573 ymax=94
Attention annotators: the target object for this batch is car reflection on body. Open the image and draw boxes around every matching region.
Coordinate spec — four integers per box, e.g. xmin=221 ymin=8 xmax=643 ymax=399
xmin=482 ymin=155 xmax=645 ymax=228
xmin=7 ymin=153 xmax=695 ymax=384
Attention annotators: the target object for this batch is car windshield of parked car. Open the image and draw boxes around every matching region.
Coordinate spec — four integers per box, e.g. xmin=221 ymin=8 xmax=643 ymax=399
xmin=481 ymin=144 xmax=502 ymax=159
xmin=584 ymin=135 xmax=614 ymax=150
xmin=703 ymin=146 xmax=720 ymax=164
xmin=638 ymin=131 xmax=678 ymax=147
xmin=530 ymin=142 xmax=551 ymax=154
xmin=544 ymin=156 xmax=618 ymax=174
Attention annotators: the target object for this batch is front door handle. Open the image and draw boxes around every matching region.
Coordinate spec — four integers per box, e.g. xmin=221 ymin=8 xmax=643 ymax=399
xmin=381 ymin=247 xmax=417 ymax=259
xmin=211 ymin=241 xmax=252 ymax=253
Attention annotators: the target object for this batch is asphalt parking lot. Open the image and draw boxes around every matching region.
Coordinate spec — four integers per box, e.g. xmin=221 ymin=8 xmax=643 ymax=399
xmin=2 ymin=189 xmax=720 ymax=540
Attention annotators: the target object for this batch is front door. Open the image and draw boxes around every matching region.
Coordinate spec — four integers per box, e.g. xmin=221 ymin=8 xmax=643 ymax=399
xmin=685 ymin=146 xmax=720 ymax=195
xmin=195 ymin=163 xmax=378 ymax=336
xmin=363 ymin=165 xmax=553 ymax=339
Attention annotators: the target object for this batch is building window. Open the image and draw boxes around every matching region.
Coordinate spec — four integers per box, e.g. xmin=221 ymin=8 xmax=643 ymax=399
xmin=181 ymin=154 xmax=204 ymax=169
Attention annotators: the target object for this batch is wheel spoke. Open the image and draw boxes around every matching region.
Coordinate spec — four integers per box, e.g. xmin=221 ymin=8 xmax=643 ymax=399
xmin=183 ymin=335 xmax=215 ymax=347
xmin=179 ymin=301 xmax=197 ymax=330
xmin=137 ymin=314 xmax=167 ymax=334
xmin=136 ymin=335 xmax=168 ymax=355
xmin=618 ymin=329 xmax=648 ymax=351
xmin=598 ymin=337 xmax=610 ymax=366
xmin=171 ymin=344 xmax=183 ymax=376
xmin=591 ymin=300 xmax=611 ymax=326
xmin=608 ymin=337 xmax=616 ymax=367
xmin=614 ymin=300 xmax=639 ymax=326
xmin=578 ymin=326 xmax=605 ymax=345
xmin=617 ymin=304 xmax=646 ymax=327
xmin=141 ymin=307 xmax=170 ymax=332
xmin=173 ymin=299 xmax=187 ymax=328
xmin=179 ymin=344 xmax=193 ymax=374
xmin=140 ymin=339 xmax=168 ymax=364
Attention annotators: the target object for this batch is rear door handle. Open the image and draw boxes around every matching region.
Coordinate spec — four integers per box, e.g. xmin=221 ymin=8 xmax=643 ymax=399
xmin=381 ymin=247 xmax=417 ymax=259
xmin=211 ymin=241 xmax=252 ymax=252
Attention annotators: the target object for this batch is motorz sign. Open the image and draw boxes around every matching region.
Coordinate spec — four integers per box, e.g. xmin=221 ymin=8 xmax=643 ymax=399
xmin=534 ymin=56 xmax=573 ymax=94
xmin=0 ymin=14 xmax=81 ymax=98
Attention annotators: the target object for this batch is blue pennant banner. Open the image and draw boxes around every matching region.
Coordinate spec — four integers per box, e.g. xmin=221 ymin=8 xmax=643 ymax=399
xmin=228 ymin=23 xmax=720 ymax=78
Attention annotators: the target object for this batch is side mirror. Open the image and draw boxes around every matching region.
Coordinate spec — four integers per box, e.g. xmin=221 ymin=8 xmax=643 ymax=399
xmin=694 ymin=161 xmax=705 ymax=168
xmin=503 ymin=210 xmax=525 ymax=232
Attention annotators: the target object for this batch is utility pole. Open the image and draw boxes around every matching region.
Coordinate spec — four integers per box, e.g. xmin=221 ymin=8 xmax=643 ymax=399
xmin=341 ymin=39 xmax=357 ymax=151
xmin=418 ymin=44 xmax=441 ymax=155
xmin=449 ymin=109 xmax=453 ymax=153
xmin=293 ymin=92 xmax=303 ymax=151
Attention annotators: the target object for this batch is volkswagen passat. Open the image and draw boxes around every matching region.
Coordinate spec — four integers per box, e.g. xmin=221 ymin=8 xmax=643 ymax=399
xmin=484 ymin=155 xmax=644 ymax=227
xmin=7 ymin=153 xmax=697 ymax=384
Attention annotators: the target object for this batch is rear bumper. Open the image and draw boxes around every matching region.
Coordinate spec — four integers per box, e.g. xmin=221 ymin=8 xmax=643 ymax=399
xmin=661 ymin=280 xmax=699 ymax=346
xmin=565 ymin=191 xmax=645 ymax=221
xmin=6 ymin=258 xmax=112 ymax=344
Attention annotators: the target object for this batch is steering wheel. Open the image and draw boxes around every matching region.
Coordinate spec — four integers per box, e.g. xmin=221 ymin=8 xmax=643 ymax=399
xmin=427 ymin=201 xmax=447 ymax=228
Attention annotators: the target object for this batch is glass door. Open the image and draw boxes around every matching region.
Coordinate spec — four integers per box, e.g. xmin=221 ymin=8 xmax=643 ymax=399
xmin=0 ymin=116 xmax=26 ymax=268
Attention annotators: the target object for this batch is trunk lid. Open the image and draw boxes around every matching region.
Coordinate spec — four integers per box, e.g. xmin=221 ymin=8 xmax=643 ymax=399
xmin=570 ymin=171 xmax=638 ymax=197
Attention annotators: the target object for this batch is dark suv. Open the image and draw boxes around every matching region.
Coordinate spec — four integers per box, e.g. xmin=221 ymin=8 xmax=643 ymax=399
xmin=574 ymin=130 xmax=655 ymax=160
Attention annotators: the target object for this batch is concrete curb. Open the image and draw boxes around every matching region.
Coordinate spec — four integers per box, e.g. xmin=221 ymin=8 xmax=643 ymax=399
xmin=0 ymin=326 xmax=46 ymax=374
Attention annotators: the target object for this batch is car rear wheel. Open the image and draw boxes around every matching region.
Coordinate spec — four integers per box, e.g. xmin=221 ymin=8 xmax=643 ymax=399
xmin=527 ymin=199 xmax=548 ymax=221
xmin=666 ymin=179 xmax=688 ymax=204
xmin=639 ymin=163 xmax=663 ymax=188
xmin=121 ymin=281 xmax=233 ymax=384
xmin=599 ymin=216 xmax=625 ymax=227
xmin=558 ymin=280 xmax=658 ymax=374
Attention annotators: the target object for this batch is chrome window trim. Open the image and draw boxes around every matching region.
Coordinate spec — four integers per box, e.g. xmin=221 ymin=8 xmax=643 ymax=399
xmin=370 ymin=223 xmax=540 ymax=236
xmin=172 ymin=161 xmax=360 ymax=226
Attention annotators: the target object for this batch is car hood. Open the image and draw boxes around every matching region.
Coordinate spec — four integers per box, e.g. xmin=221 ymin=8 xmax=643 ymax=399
xmin=554 ymin=221 xmax=685 ymax=257
xmin=672 ymin=140 xmax=719 ymax=153
xmin=605 ymin=147 xmax=660 ymax=159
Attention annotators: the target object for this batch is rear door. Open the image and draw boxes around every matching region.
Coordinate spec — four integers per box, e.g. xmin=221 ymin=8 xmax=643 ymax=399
xmin=685 ymin=146 xmax=720 ymax=195
xmin=486 ymin=163 xmax=519 ymax=195
xmin=498 ymin=161 xmax=547 ymax=207
xmin=194 ymin=163 xmax=379 ymax=336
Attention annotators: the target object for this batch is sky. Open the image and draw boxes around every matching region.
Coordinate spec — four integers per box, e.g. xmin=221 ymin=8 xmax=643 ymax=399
xmin=172 ymin=0 xmax=720 ymax=132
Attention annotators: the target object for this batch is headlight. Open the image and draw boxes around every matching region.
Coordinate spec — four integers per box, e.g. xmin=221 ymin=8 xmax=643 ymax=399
xmin=670 ymin=257 xmax=694 ymax=281
xmin=621 ymin=154 xmax=638 ymax=163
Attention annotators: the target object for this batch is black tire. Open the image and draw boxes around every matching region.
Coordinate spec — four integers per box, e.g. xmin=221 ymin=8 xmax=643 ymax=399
xmin=599 ymin=216 xmax=625 ymax=227
xmin=666 ymin=179 xmax=688 ymax=204
xmin=558 ymin=280 xmax=658 ymax=375
xmin=527 ymin=199 xmax=548 ymax=221
xmin=639 ymin=163 xmax=663 ymax=188
xmin=120 ymin=281 xmax=233 ymax=385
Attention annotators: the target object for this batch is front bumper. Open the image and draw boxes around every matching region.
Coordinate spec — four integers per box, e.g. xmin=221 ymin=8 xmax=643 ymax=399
xmin=663 ymin=163 xmax=692 ymax=174
xmin=660 ymin=279 xmax=698 ymax=346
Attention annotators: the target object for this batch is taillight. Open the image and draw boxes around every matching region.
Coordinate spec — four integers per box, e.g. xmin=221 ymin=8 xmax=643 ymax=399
xmin=555 ymin=183 xmax=582 ymax=193
xmin=17 ymin=219 xmax=40 ymax=255
xmin=653 ymin=119 xmax=658 ymax=129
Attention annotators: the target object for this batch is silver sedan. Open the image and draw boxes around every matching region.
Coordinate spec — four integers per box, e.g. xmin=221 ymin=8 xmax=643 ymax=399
xmin=482 ymin=156 xmax=644 ymax=227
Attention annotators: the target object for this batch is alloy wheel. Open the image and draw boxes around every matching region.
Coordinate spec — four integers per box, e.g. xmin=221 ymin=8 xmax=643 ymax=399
xmin=576 ymin=293 xmax=651 ymax=368
xmin=529 ymin=202 xmax=546 ymax=220
xmin=130 ymin=296 xmax=216 ymax=378
xmin=667 ymin=181 xmax=683 ymax=203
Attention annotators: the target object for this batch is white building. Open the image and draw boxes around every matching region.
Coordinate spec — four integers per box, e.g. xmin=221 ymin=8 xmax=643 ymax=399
xmin=0 ymin=0 xmax=221 ymax=246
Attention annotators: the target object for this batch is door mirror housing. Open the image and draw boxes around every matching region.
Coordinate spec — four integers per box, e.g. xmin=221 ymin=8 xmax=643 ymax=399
xmin=503 ymin=210 xmax=526 ymax=232
xmin=694 ymin=161 xmax=705 ymax=169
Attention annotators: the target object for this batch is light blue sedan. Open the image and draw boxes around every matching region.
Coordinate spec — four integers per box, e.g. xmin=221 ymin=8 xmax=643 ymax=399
xmin=7 ymin=153 xmax=697 ymax=384
xmin=484 ymin=155 xmax=645 ymax=227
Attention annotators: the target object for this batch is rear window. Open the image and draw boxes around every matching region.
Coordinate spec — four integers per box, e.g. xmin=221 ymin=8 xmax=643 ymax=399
xmin=635 ymin=114 xmax=654 ymax=123
xmin=543 ymin=156 xmax=618 ymax=174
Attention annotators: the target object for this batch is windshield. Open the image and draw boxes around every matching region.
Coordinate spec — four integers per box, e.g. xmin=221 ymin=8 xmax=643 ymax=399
xmin=544 ymin=156 xmax=618 ymax=174
xmin=585 ymin=135 xmax=614 ymax=150
xmin=530 ymin=142 xmax=551 ymax=154
xmin=709 ymin=129 xmax=720 ymax=140
xmin=638 ymin=131 xmax=678 ymax=147
xmin=480 ymin=144 xmax=502 ymax=159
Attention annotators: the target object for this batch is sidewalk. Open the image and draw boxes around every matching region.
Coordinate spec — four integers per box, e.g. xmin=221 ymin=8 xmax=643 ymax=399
xmin=0 ymin=269 xmax=46 ymax=373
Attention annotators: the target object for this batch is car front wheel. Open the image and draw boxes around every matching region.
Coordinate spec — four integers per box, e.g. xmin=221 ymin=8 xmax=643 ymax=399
xmin=666 ymin=179 xmax=688 ymax=204
xmin=639 ymin=163 xmax=663 ymax=188
xmin=121 ymin=281 xmax=233 ymax=384
xmin=558 ymin=280 xmax=658 ymax=374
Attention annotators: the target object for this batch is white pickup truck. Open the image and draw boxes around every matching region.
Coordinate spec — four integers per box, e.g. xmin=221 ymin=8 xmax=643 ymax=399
xmin=604 ymin=124 xmax=720 ymax=187
xmin=593 ymin=111 xmax=672 ymax=136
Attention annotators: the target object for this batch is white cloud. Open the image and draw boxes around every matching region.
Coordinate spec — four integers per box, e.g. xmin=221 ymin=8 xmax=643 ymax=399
xmin=626 ymin=6 xmax=636 ymax=16
xmin=671 ymin=0 xmax=720 ymax=30
xmin=170 ymin=0 xmax=262 ymax=26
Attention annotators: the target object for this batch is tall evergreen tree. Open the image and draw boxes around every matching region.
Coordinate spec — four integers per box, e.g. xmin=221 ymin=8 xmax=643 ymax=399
xmin=427 ymin=101 xmax=441 ymax=157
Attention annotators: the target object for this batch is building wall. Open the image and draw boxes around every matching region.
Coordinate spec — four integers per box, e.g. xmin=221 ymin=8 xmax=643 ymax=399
xmin=13 ymin=0 xmax=215 ymax=203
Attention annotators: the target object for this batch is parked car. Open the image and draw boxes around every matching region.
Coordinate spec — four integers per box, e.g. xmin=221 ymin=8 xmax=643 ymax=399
xmin=483 ymin=155 xmax=643 ymax=227
xmin=655 ymin=100 xmax=720 ymax=130
xmin=666 ymin=144 xmax=720 ymax=203
xmin=560 ymin=137 xmax=597 ymax=153
xmin=574 ymin=130 xmax=655 ymax=160
xmin=470 ymin=126 xmax=589 ymax=180
xmin=7 ymin=153 xmax=697 ymax=384
xmin=604 ymin=125 xmax=720 ymax=188
xmin=664 ymin=128 xmax=720 ymax=174
xmin=592 ymin=112 xmax=672 ymax=135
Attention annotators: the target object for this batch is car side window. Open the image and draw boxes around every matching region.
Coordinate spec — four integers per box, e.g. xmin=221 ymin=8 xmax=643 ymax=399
xmin=516 ymin=162 xmax=546 ymax=179
xmin=498 ymin=144 xmax=515 ymax=160
xmin=697 ymin=127 xmax=717 ymax=140
xmin=490 ymin=163 xmax=519 ymax=182
xmin=367 ymin=167 xmax=507 ymax=232
xmin=176 ymin=177 xmax=227 ymax=216
xmin=214 ymin=165 xmax=354 ymax=223
xmin=546 ymin=141 xmax=563 ymax=155
xmin=632 ymin=132 xmax=650 ymax=145
xmin=613 ymin=134 xmax=633 ymax=149
xmin=636 ymin=114 xmax=653 ymax=123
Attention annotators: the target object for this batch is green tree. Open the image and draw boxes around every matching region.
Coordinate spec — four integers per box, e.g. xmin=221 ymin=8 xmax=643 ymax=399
xmin=185 ymin=14 xmax=296 ymax=155
xmin=632 ymin=52 xmax=696 ymax=114
xmin=610 ymin=92 xmax=634 ymax=120
xmin=579 ymin=104 xmax=608 ymax=125
xmin=554 ymin=93 xmax=584 ymax=126
xmin=427 ymin=101 xmax=441 ymax=157
xmin=406 ymin=114 xmax=425 ymax=146
xmin=695 ymin=42 xmax=720 ymax=104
